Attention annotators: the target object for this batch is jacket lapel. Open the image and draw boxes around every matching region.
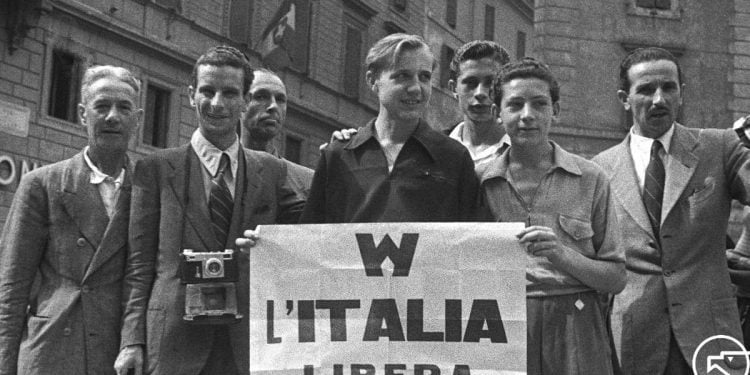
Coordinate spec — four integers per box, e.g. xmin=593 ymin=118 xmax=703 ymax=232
xmin=661 ymin=124 xmax=698 ymax=223
xmin=83 ymin=161 xmax=132 ymax=281
xmin=176 ymin=145 xmax=214 ymax=250
xmin=61 ymin=152 xmax=109 ymax=252
xmin=608 ymin=136 xmax=655 ymax=237
xmin=240 ymin=148 xmax=262 ymax=229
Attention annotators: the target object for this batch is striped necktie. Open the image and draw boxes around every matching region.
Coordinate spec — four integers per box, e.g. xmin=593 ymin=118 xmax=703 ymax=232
xmin=643 ymin=140 xmax=665 ymax=242
xmin=209 ymin=153 xmax=233 ymax=249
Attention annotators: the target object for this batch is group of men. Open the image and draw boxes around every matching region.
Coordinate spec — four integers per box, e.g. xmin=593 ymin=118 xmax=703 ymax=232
xmin=0 ymin=39 xmax=748 ymax=375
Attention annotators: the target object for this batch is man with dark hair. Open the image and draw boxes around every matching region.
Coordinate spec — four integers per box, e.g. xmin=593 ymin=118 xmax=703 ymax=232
xmin=241 ymin=68 xmax=313 ymax=199
xmin=446 ymin=40 xmax=511 ymax=173
xmin=483 ymin=57 xmax=623 ymax=374
xmin=447 ymin=41 xmax=511 ymax=171
xmin=0 ymin=65 xmax=142 ymax=374
xmin=115 ymin=45 xmax=303 ymax=375
xmin=593 ymin=47 xmax=750 ymax=374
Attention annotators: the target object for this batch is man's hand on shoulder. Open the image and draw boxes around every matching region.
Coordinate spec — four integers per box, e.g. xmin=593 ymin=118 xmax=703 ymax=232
xmin=319 ymin=128 xmax=358 ymax=150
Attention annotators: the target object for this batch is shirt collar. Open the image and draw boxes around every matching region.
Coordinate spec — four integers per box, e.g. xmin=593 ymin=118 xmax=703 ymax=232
xmin=190 ymin=129 xmax=240 ymax=178
xmin=630 ymin=123 xmax=675 ymax=154
xmin=344 ymin=118 xmax=442 ymax=161
xmin=479 ymin=141 xmax=580 ymax=183
xmin=449 ymin=121 xmax=511 ymax=157
xmin=83 ymin=146 xmax=125 ymax=185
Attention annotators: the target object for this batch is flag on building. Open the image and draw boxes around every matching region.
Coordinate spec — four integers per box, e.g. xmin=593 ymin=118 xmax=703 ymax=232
xmin=258 ymin=0 xmax=310 ymax=72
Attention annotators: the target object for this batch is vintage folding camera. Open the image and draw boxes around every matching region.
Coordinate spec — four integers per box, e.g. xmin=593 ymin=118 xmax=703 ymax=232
xmin=180 ymin=249 xmax=242 ymax=324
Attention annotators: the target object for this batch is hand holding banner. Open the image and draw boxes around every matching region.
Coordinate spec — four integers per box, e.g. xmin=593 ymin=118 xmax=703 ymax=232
xmin=250 ymin=222 xmax=527 ymax=375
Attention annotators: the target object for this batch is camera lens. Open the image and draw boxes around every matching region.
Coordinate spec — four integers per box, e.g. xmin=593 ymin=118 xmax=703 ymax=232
xmin=205 ymin=258 xmax=223 ymax=277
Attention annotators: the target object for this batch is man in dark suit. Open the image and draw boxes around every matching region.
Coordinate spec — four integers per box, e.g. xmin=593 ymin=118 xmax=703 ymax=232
xmin=593 ymin=47 xmax=750 ymax=374
xmin=114 ymin=46 xmax=303 ymax=375
xmin=0 ymin=65 xmax=142 ymax=374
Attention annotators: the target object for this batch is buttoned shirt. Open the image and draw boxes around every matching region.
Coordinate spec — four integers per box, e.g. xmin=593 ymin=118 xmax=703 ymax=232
xmin=190 ymin=129 xmax=240 ymax=200
xmin=300 ymin=118 xmax=479 ymax=223
xmin=629 ymin=124 xmax=674 ymax=192
xmin=83 ymin=146 xmax=124 ymax=218
xmin=480 ymin=142 xmax=624 ymax=296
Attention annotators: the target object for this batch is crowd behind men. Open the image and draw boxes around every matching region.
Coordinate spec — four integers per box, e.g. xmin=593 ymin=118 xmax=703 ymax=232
xmin=1 ymin=34 xmax=750 ymax=375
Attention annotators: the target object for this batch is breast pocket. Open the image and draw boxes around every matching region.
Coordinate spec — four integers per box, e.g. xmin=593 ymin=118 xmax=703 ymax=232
xmin=557 ymin=214 xmax=595 ymax=256
xmin=688 ymin=179 xmax=715 ymax=205
xmin=687 ymin=179 xmax=716 ymax=221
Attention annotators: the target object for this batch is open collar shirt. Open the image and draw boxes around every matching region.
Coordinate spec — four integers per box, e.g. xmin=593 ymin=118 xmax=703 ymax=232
xmin=300 ymin=118 xmax=479 ymax=223
xmin=480 ymin=142 xmax=624 ymax=296
xmin=83 ymin=146 xmax=125 ymax=219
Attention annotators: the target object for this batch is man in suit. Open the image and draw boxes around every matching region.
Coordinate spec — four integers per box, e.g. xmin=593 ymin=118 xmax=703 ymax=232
xmin=593 ymin=47 xmax=750 ymax=374
xmin=240 ymin=68 xmax=313 ymax=199
xmin=0 ymin=65 xmax=142 ymax=374
xmin=114 ymin=46 xmax=304 ymax=375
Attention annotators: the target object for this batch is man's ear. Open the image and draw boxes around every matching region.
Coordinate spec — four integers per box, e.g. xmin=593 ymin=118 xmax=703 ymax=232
xmin=678 ymin=83 xmax=686 ymax=106
xmin=617 ymin=90 xmax=630 ymax=111
xmin=365 ymin=71 xmax=377 ymax=93
xmin=78 ymin=103 xmax=87 ymax=126
xmin=134 ymin=108 xmax=144 ymax=131
xmin=448 ymin=79 xmax=457 ymax=98
xmin=552 ymin=102 xmax=560 ymax=117
xmin=188 ymin=86 xmax=196 ymax=107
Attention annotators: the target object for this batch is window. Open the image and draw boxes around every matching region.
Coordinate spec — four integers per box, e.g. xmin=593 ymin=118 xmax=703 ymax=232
xmin=516 ymin=31 xmax=527 ymax=59
xmin=229 ymin=0 xmax=253 ymax=44
xmin=484 ymin=5 xmax=495 ymax=41
xmin=143 ymin=84 xmax=171 ymax=148
xmin=343 ymin=25 xmax=363 ymax=98
xmin=48 ymin=50 xmax=82 ymax=123
xmin=440 ymin=45 xmax=455 ymax=89
xmin=285 ymin=135 xmax=302 ymax=164
xmin=629 ymin=0 xmax=679 ymax=18
xmin=153 ymin=0 xmax=182 ymax=12
xmin=391 ymin=0 xmax=407 ymax=12
xmin=341 ymin=1 xmax=374 ymax=99
xmin=636 ymin=0 xmax=670 ymax=10
xmin=446 ymin=0 xmax=457 ymax=28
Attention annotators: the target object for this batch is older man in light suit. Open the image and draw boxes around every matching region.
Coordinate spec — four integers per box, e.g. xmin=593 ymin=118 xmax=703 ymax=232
xmin=0 ymin=65 xmax=142 ymax=374
xmin=593 ymin=47 xmax=750 ymax=374
xmin=115 ymin=46 xmax=304 ymax=375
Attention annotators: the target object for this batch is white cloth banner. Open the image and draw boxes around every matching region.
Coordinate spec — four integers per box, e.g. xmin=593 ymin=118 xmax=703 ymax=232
xmin=250 ymin=223 xmax=527 ymax=375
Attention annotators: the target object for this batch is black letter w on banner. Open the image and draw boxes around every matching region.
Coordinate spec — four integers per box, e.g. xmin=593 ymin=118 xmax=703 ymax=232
xmin=355 ymin=233 xmax=419 ymax=277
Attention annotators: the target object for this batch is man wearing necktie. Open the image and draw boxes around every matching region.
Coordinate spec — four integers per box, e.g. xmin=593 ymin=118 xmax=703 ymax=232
xmin=115 ymin=46 xmax=304 ymax=375
xmin=0 ymin=65 xmax=142 ymax=374
xmin=593 ymin=47 xmax=750 ymax=374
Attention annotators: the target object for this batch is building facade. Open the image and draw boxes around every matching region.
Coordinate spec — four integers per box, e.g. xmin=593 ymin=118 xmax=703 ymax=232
xmin=535 ymin=0 xmax=744 ymax=157
xmin=0 ymin=0 xmax=534 ymax=227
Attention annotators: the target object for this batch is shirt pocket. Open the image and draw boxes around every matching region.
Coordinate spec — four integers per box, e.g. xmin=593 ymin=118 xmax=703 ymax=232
xmin=557 ymin=214 xmax=596 ymax=256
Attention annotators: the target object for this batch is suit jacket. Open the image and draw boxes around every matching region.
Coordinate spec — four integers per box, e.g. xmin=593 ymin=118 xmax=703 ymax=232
xmin=0 ymin=150 xmax=131 ymax=375
xmin=120 ymin=144 xmax=303 ymax=375
xmin=593 ymin=124 xmax=750 ymax=374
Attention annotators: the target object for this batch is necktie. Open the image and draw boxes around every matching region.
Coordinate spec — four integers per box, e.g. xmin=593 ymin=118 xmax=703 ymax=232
xmin=209 ymin=153 xmax=233 ymax=249
xmin=643 ymin=140 xmax=665 ymax=242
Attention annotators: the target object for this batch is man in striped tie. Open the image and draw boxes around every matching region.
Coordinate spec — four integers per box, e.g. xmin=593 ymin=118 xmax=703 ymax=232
xmin=593 ymin=47 xmax=750 ymax=375
xmin=115 ymin=45 xmax=304 ymax=375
